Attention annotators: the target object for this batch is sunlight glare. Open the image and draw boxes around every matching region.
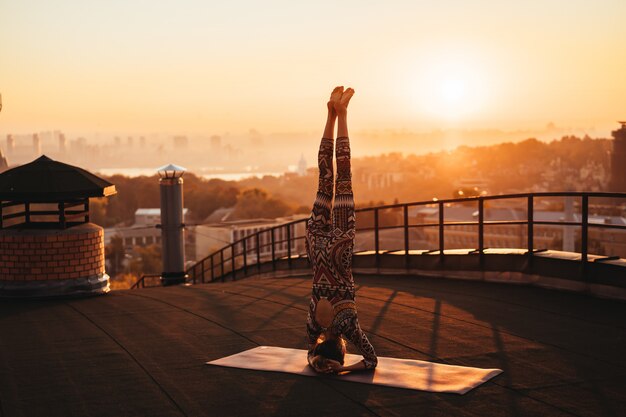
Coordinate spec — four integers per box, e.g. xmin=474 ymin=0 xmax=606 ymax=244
xmin=408 ymin=47 xmax=493 ymax=123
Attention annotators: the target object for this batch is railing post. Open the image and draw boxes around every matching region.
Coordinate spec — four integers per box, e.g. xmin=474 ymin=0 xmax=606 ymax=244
xmin=478 ymin=198 xmax=484 ymax=269
xmin=403 ymin=205 xmax=409 ymax=267
xmin=581 ymin=194 xmax=589 ymax=281
xmin=374 ymin=208 xmax=380 ymax=267
xmin=256 ymin=233 xmax=261 ymax=272
xmin=220 ymin=249 xmax=225 ymax=282
xmin=25 ymin=202 xmax=31 ymax=224
xmin=242 ymin=237 xmax=247 ymax=275
xmin=287 ymin=224 xmax=292 ymax=267
xmin=210 ymin=255 xmax=214 ymax=282
xmin=231 ymin=245 xmax=236 ymax=280
xmin=271 ymin=227 xmax=276 ymax=270
xmin=527 ymin=195 xmax=534 ymax=272
xmin=438 ymin=201 xmax=444 ymax=264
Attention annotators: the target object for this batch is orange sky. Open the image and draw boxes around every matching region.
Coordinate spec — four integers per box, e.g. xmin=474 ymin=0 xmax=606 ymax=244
xmin=1 ymin=1 xmax=625 ymax=138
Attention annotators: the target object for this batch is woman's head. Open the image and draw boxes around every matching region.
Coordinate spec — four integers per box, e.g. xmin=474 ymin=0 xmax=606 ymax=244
xmin=314 ymin=335 xmax=346 ymax=365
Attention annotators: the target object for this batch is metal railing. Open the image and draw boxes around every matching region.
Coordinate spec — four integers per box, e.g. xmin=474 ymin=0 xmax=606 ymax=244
xmin=130 ymin=274 xmax=162 ymax=289
xmin=134 ymin=192 xmax=626 ymax=288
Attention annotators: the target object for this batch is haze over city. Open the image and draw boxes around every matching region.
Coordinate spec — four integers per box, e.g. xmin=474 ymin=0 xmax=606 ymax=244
xmin=1 ymin=0 xmax=625 ymax=160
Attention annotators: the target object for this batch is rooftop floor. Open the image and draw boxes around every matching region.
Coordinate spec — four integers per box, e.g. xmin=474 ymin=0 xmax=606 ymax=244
xmin=0 ymin=274 xmax=625 ymax=417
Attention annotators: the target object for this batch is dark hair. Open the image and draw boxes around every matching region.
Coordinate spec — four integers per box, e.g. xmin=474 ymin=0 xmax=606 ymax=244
xmin=314 ymin=337 xmax=346 ymax=365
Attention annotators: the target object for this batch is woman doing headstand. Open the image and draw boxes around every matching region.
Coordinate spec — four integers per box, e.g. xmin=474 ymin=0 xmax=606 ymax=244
xmin=306 ymin=86 xmax=377 ymax=374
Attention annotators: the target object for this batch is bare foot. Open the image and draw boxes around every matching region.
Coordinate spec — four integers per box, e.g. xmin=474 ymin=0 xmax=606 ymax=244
xmin=334 ymin=87 xmax=354 ymax=115
xmin=327 ymin=86 xmax=344 ymax=113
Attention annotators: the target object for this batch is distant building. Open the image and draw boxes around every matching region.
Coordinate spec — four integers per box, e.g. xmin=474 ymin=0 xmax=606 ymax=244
xmin=194 ymin=214 xmax=308 ymax=263
xmin=203 ymin=207 xmax=235 ymax=223
xmin=358 ymin=171 xmax=406 ymax=189
xmin=454 ymin=177 xmax=489 ymax=197
xmin=297 ymin=154 xmax=307 ymax=176
xmin=32 ymin=133 xmax=41 ymax=157
xmin=6 ymin=134 xmax=14 ymax=154
xmin=610 ymin=122 xmax=626 ymax=192
xmin=210 ymin=135 xmax=221 ymax=151
xmin=59 ymin=133 xmax=66 ymax=153
xmin=173 ymin=135 xmax=188 ymax=148
xmin=104 ymin=207 xmax=188 ymax=249
xmin=6 ymin=132 xmax=67 ymax=163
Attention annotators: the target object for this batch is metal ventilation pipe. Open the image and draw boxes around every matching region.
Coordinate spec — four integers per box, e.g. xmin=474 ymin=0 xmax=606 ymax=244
xmin=157 ymin=163 xmax=187 ymax=286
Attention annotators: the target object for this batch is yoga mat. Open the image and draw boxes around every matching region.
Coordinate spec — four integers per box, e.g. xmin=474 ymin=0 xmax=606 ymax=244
xmin=207 ymin=346 xmax=502 ymax=394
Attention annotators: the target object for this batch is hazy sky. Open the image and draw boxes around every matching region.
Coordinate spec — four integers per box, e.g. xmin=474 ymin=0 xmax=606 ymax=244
xmin=1 ymin=0 xmax=625 ymax=137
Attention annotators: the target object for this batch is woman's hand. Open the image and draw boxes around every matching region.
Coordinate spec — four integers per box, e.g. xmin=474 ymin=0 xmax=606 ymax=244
xmin=325 ymin=359 xmax=344 ymax=373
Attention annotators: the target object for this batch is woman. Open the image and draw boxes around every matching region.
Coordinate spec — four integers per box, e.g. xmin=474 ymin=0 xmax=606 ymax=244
xmin=305 ymin=86 xmax=377 ymax=374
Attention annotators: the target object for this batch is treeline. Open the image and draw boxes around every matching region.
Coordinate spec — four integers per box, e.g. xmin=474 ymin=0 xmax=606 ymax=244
xmin=92 ymin=135 xmax=613 ymax=227
xmin=91 ymin=173 xmax=307 ymax=227
xmin=240 ymin=135 xmax=613 ymax=208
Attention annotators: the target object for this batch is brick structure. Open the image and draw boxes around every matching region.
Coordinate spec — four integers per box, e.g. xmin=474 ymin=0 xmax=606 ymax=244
xmin=0 ymin=155 xmax=115 ymax=297
xmin=0 ymin=224 xmax=104 ymax=282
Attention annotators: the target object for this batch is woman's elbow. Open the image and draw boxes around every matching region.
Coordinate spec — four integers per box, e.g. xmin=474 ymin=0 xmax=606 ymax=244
xmin=366 ymin=356 xmax=378 ymax=370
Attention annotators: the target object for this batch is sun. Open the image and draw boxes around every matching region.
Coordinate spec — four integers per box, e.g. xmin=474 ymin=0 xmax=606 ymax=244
xmin=409 ymin=49 xmax=492 ymax=122
xmin=440 ymin=78 xmax=467 ymax=107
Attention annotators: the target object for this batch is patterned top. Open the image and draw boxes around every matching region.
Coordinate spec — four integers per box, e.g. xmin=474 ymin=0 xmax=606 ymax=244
xmin=305 ymin=136 xmax=377 ymax=370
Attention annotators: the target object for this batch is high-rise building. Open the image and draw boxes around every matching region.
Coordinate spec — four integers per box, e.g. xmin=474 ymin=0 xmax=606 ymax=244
xmin=6 ymin=134 xmax=14 ymax=154
xmin=610 ymin=122 xmax=626 ymax=192
xmin=297 ymin=154 xmax=307 ymax=176
xmin=59 ymin=133 xmax=66 ymax=152
xmin=173 ymin=135 xmax=188 ymax=148
xmin=210 ymin=135 xmax=221 ymax=152
xmin=33 ymin=133 xmax=41 ymax=156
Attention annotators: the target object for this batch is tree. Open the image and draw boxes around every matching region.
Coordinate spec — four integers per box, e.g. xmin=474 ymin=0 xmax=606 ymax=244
xmin=185 ymin=180 xmax=239 ymax=222
xmin=231 ymin=188 xmax=292 ymax=220
xmin=105 ymin=236 xmax=125 ymax=276
xmin=89 ymin=197 xmax=108 ymax=226
xmin=129 ymin=245 xmax=162 ymax=277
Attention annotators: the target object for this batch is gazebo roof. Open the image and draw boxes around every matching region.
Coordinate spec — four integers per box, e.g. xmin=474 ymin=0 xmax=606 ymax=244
xmin=0 ymin=155 xmax=116 ymax=202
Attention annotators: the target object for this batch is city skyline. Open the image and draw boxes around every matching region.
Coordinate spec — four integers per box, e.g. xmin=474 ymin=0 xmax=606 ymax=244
xmin=1 ymin=0 xmax=625 ymax=142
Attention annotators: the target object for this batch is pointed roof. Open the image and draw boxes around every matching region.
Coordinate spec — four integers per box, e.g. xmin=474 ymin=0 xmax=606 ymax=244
xmin=0 ymin=155 xmax=116 ymax=201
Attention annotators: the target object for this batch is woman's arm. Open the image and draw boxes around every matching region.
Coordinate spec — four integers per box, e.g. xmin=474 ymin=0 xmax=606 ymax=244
xmin=326 ymin=358 xmax=367 ymax=373
xmin=306 ymin=308 xmax=324 ymax=370
xmin=336 ymin=311 xmax=378 ymax=372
